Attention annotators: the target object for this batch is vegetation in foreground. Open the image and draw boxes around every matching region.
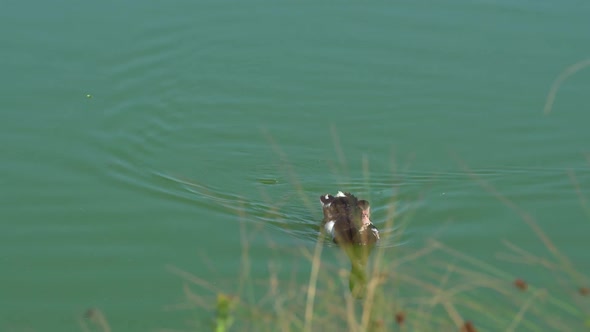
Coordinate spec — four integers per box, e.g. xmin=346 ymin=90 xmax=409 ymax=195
xmin=80 ymin=61 xmax=590 ymax=331
xmin=80 ymin=158 xmax=590 ymax=332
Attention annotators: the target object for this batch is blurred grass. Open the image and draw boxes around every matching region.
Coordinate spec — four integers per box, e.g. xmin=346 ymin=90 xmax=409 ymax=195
xmin=152 ymin=148 xmax=589 ymax=332
xmin=79 ymin=158 xmax=590 ymax=332
xmin=80 ymin=61 xmax=590 ymax=331
xmin=80 ymin=148 xmax=590 ymax=332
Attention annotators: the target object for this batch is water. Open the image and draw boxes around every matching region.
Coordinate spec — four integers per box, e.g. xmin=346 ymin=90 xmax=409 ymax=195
xmin=2 ymin=1 xmax=589 ymax=330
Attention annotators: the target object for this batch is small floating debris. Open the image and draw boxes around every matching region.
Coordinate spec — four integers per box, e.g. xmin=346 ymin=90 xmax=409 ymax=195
xmin=514 ymin=278 xmax=528 ymax=291
xmin=579 ymin=287 xmax=589 ymax=296
xmin=257 ymin=178 xmax=278 ymax=185
xmin=82 ymin=307 xmax=110 ymax=331
xmin=86 ymin=94 xmax=93 ymax=99
xmin=84 ymin=308 xmax=97 ymax=319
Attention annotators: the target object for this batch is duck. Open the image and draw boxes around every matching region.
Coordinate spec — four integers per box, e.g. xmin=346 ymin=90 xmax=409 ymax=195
xmin=320 ymin=191 xmax=380 ymax=246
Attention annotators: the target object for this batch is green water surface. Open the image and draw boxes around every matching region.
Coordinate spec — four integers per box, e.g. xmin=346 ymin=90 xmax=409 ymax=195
xmin=1 ymin=1 xmax=589 ymax=331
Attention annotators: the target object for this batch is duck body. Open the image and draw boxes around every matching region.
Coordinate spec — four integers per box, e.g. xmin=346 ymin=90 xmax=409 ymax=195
xmin=320 ymin=191 xmax=380 ymax=246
